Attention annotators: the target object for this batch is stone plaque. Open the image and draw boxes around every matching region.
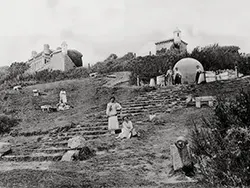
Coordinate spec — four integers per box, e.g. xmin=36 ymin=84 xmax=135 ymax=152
xmin=170 ymin=144 xmax=183 ymax=170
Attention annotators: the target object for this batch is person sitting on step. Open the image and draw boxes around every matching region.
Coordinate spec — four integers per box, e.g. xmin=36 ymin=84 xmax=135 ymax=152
xmin=116 ymin=116 xmax=139 ymax=139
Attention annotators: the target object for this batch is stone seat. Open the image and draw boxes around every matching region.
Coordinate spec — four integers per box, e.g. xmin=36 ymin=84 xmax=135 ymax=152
xmin=195 ymin=96 xmax=216 ymax=108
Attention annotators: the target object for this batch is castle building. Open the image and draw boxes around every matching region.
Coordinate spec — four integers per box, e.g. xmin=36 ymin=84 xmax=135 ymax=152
xmin=155 ymin=28 xmax=188 ymax=55
xmin=26 ymin=42 xmax=83 ymax=74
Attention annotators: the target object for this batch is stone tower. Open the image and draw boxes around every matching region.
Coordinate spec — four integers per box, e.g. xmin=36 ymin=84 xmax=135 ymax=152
xmin=173 ymin=27 xmax=181 ymax=44
xmin=61 ymin=41 xmax=68 ymax=55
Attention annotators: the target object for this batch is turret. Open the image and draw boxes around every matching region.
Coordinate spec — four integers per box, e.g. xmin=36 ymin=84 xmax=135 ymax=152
xmin=173 ymin=27 xmax=181 ymax=44
xmin=31 ymin=51 xmax=37 ymax=58
xmin=61 ymin=41 xmax=68 ymax=55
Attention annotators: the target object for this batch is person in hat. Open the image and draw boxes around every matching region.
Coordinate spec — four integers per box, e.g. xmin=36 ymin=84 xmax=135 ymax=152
xmin=106 ymin=96 xmax=122 ymax=134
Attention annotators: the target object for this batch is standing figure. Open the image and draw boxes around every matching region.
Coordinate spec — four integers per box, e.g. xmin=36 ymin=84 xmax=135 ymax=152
xmin=59 ymin=90 xmax=67 ymax=104
xmin=106 ymin=97 xmax=122 ymax=134
xmin=174 ymin=67 xmax=182 ymax=85
xmin=166 ymin=66 xmax=174 ymax=86
xmin=195 ymin=65 xmax=202 ymax=84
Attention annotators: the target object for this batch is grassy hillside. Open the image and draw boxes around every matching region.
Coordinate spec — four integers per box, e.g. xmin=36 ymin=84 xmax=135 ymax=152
xmin=0 ymin=75 xmax=138 ymax=133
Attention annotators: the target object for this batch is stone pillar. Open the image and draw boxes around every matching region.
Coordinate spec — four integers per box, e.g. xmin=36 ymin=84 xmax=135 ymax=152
xmin=149 ymin=78 xmax=156 ymax=87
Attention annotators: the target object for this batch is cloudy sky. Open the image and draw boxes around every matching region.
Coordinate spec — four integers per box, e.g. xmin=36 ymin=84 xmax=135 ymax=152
xmin=0 ymin=0 xmax=249 ymax=67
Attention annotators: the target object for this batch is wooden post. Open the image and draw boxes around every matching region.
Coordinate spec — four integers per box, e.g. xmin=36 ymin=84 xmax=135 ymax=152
xmin=204 ymin=71 xmax=207 ymax=83
xmin=137 ymin=76 xmax=140 ymax=86
xmin=235 ymin=66 xmax=238 ymax=78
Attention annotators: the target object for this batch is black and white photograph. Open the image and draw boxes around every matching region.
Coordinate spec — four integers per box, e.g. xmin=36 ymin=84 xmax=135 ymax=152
xmin=0 ymin=0 xmax=249 ymax=187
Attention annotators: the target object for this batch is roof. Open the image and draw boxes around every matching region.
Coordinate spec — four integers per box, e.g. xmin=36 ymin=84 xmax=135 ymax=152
xmin=155 ymin=38 xmax=188 ymax=45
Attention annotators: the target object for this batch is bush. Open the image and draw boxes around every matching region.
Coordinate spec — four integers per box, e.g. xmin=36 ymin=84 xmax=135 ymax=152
xmin=190 ymin=89 xmax=250 ymax=187
xmin=90 ymin=53 xmax=135 ymax=74
xmin=0 ymin=67 xmax=90 ymax=90
xmin=129 ymin=51 xmax=187 ymax=85
xmin=190 ymin=44 xmax=240 ymax=71
xmin=0 ymin=114 xmax=20 ymax=135
xmin=238 ymin=55 xmax=250 ymax=75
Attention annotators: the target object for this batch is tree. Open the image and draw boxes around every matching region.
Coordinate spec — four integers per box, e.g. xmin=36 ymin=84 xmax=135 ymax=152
xmin=67 ymin=50 xmax=83 ymax=67
xmin=190 ymin=44 xmax=240 ymax=71
xmin=7 ymin=62 xmax=30 ymax=80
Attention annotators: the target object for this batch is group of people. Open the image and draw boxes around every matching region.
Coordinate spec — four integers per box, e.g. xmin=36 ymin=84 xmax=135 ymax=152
xmin=163 ymin=65 xmax=203 ymax=86
xmin=106 ymin=97 xmax=138 ymax=139
xmin=105 ymin=65 xmax=204 ymax=138
xmin=165 ymin=66 xmax=182 ymax=86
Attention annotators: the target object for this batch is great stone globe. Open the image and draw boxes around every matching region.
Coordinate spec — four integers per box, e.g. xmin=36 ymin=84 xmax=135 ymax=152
xmin=173 ymin=58 xmax=204 ymax=84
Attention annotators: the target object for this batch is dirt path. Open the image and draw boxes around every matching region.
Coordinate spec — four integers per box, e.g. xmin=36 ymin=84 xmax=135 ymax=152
xmin=0 ymin=107 xmax=210 ymax=188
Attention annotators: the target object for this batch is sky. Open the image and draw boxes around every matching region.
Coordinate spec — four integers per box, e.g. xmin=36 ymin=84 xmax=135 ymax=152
xmin=0 ymin=0 xmax=250 ymax=67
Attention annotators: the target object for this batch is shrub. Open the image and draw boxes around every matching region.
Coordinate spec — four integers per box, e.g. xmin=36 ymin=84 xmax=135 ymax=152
xmin=190 ymin=89 xmax=250 ymax=187
xmin=0 ymin=114 xmax=20 ymax=135
xmin=129 ymin=51 xmax=187 ymax=85
xmin=190 ymin=44 xmax=240 ymax=71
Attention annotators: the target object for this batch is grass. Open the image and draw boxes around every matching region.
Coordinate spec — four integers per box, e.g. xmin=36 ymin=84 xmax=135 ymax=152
xmin=0 ymin=75 xmax=250 ymax=187
xmin=0 ymin=76 xmax=138 ymax=134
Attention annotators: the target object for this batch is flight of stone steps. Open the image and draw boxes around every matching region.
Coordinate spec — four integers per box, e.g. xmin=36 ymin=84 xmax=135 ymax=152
xmin=1 ymin=86 xmax=190 ymax=162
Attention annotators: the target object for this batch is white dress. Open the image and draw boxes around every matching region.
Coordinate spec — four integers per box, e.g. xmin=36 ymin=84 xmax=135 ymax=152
xmin=117 ymin=121 xmax=133 ymax=139
xmin=106 ymin=102 xmax=122 ymax=130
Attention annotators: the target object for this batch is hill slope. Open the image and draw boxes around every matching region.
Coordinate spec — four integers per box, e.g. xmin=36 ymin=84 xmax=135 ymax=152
xmin=0 ymin=74 xmax=138 ymax=133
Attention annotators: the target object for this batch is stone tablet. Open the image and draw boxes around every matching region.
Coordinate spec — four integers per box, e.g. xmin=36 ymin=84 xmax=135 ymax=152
xmin=0 ymin=142 xmax=11 ymax=157
xmin=170 ymin=144 xmax=183 ymax=171
xmin=61 ymin=150 xmax=79 ymax=161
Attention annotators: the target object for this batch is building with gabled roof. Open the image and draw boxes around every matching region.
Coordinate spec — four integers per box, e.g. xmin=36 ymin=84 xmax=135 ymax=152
xmin=155 ymin=28 xmax=188 ymax=55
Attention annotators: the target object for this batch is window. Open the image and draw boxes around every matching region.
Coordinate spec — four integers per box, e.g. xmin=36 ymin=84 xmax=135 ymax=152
xmin=177 ymin=33 xmax=179 ymax=37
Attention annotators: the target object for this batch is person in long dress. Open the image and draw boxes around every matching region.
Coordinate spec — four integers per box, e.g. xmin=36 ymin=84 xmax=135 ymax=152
xmin=195 ymin=65 xmax=202 ymax=84
xmin=106 ymin=97 xmax=122 ymax=134
xmin=174 ymin=67 xmax=182 ymax=85
xmin=166 ymin=66 xmax=173 ymax=86
xmin=116 ymin=116 xmax=134 ymax=139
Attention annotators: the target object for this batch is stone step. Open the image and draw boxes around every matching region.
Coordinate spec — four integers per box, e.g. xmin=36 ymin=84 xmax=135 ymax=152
xmin=65 ymin=130 xmax=108 ymax=137
xmin=43 ymin=133 xmax=111 ymax=147
xmin=69 ymin=126 xmax=108 ymax=132
xmin=124 ymin=99 xmax=169 ymax=104
xmin=23 ymin=147 xmax=75 ymax=154
xmin=1 ymin=152 xmax=63 ymax=162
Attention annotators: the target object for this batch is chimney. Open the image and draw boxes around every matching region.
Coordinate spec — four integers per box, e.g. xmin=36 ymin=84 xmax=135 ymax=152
xmin=88 ymin=63 xmax=91 ymax=70
xmin=61 ymin=41 xmax=68 ymax=55
xmin=43 ymin=44 xmax=50 ymax=54
xmin=149 ymin=51 xmax=152 ymax=56
xmin=31 ymin=51 xmax=37 ymax=58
